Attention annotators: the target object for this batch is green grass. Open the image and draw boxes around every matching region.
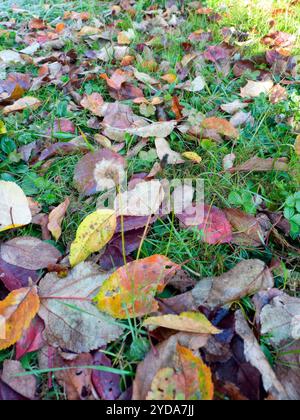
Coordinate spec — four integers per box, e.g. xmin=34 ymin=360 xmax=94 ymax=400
xmin=0 ymin=0 xmax=299 ymax=399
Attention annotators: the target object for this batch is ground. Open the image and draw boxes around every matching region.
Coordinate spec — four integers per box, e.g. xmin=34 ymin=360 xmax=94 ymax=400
xmin=0 ymin=0 xmax=299 ymax=401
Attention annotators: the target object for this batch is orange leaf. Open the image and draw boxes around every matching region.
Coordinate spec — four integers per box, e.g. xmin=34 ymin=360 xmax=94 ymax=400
xmin=0 ymin=287 xmax=40 ymax=350
xmin=162 ymin=74 xmax=177 ymax=84
xmin=202 ymin=117 xmax=239 ymax=138
xmin=47 ymin=198 xmax=70 ymax=241
xmin=95 ymin=255 xmax=180 ymax=319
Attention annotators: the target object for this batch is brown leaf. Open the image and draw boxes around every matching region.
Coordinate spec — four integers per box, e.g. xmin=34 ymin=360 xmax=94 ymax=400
xmin=192 ymin=259 xmax=274 ymax=309
xmin=230 ymin=156 xmax=289 ymax=172
xmin=80 ymin=93 xmax=105 ymax=117
xmin=0 ymin=237 xmax=61 ymax=270
xmin=269 ymin=84 xmax=288 ymax=104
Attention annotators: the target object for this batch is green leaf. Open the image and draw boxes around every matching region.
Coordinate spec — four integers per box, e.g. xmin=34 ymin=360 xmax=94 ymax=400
xmin=284 ymin=207 xmax=295 ymax=220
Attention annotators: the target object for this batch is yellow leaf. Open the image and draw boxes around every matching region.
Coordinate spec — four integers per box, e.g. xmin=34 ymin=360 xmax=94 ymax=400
xmin=69 ymin=209 xmax=116 ymax=267
xmin=143 ymin=311 xmax=221 ymax=334
xmin=295 ymin=135 xmax=300 ymax=157
xmin=182 ymin=152 xmax=202 ymax=164
xmin=0 ymin=120 xmax=7 ymax=135
xmin=161 ymin=73 xmax=177 ymax=84
xmin=0 ymin=287 xmax=40 ymax=350
xmin=0 ymin=181 xmax=32 ymax=232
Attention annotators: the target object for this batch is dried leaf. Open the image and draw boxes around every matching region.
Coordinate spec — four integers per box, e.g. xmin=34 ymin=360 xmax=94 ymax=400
xmin=192 ymin=259 xmax=274 ymax=309
xmin=0 ymin=287 xmax=40 ymax=350
xmin=3 ymin=96 xmax=41 ymax=115
xmin=80 ymin=93 xmax=105 ymax=117
xmin=69 ymin=209 xmax=116 ymax=267
xmin=230 ymin=156 xmax=289 ymax=172
xmin=240 ymin=80 xmax=274 ymax=98
xmin=127 ymin=120 xmax=177 ymax=138
xmin=47 ymin=198 xmax=70 ymax=241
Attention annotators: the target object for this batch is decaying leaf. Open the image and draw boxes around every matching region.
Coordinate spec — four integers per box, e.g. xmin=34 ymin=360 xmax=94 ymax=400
xmin=230 ymin=156 xmax=289 ymax=172
xmin=192 ymin=259 xmax=274 ymax=309
xmin=2 ymin=96 xmax=41 ymax=115
xmin=0 ymin=287 xmax=40 ymax=350
xmin=127 ymin=120 xmax=177 ymax=138
xmin=95 ymin=255 xmax=180 ymax=319
xmin=69 ymin=209 xmax=116 ymax=267
xmin=0 ymin=237 xmax=61 ymax=270
xmin=47 ymin=198 xmax=70 ymax=241
xmin=0 ymin=181 xmax=32 ymax=232
xmin=38 ymin=262 xmax=124 ymax=353
xmin=143 ymin=312 xmax=221 ymax=334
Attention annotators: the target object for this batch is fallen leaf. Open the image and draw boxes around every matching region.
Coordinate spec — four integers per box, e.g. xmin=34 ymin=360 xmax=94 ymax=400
xmin=69 ymin=209 xmax=116 ymax=267
xmin=3 ymin=96 xmax=41 ymax=115
xmin=1 ymin=360 xmax=36 ymax=400
xmin=269 ymin=84 xmax=288 ymax=104
xmin=0 ymin=256 xmax=38 ymax=291
xmin=0 ymin=181 xmax=32 ymax=232
xmin=220 ymin=100 xmax=248 ymax=115
xmin=0 ymin=287 xmax=40 ymax=350
xmin=240 ymin=80 xmax=274 ymax=98
xmin=230 ymin=111 xmax=254 ymax=127
xmin=92 ymin=352 xmax=122 ymax=400
xmin=15 ymin=316 xmax=44 ymax=360
xmin=260 ymin=292 xmax=300 ymax=345
xmin=202 ymin=117 xmax=239 ymax=139
xmin=38 ymin=262 xmax=124 ymax=352
xmin=155 ymin=137 xmax=185 ymax=164
xmin=95 ymin=255 xmax=180 ymax=319
xmin=74 ymin=149 xmax=126 ymax=196
xmin=182 ymin=151 xmax=202 ymax=164
xmin=147 ymin=344 xmax=213 ymax=400
xmin=224 ymin=208 xmax=266 ymax=247
xmin=230 ymin=156 xmax=289 ymax=172
xmin=127 ymin=120 xmax=177 ymax=139
xmin=115 ymin=180 xmax=164 ymax=217
xmin=55 ymin=352 xmax=94 ymax=400
xmin=80 ymin=93 xmax=105 ymax=117
xmin=0 ymin=50 xmax=24 ymax=66
xmin=0 ymin=237 xmax=61 ymax=270
xmin=132 ymin=333 xmax=209 ymax=400
xmin=47 ymin=198 xmax=70 ymax=241
xmin=177 ymin=204 xmax=233 ymax=245
xmin=143 ymin=312 xmax=221 ymax=334
xmin=235 ymin=310 xmax=289 ymax=400
xmin=192 ymin=259 xmax=274 ymax=309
